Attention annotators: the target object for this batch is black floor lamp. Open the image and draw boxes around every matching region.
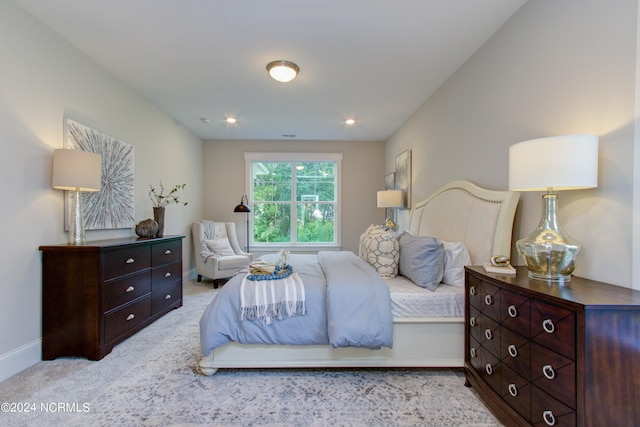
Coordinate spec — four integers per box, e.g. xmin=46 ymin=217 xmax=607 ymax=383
xmin=233 ymin=194 xmax=251 ymax=253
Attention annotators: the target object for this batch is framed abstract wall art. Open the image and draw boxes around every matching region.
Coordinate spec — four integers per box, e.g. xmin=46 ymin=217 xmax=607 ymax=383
xmin=395 ymin=149 xmax=411 ymax=209
xmin=385 ymin=172 xmax=395 ymax=190
xmin=64 ymin=118 xmax=135 ymax=230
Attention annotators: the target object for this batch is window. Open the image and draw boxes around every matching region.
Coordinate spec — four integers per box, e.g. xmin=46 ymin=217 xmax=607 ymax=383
xmin=245 ymin=152 xmax=342 ymax=248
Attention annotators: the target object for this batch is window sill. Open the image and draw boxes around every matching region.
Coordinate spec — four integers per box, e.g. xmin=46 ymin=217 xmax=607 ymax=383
xmin=250 ymin=245 xmax=342 ymax=254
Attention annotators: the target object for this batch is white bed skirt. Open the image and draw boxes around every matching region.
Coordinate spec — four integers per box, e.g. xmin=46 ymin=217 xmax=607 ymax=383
xmin=198 ymin=317 xmax=464 ymax=375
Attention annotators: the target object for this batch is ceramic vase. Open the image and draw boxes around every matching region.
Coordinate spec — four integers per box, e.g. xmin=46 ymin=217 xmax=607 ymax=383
xmin=135 ymin=218 xmax=159 ymax=238
xmin=153 ymin=207 xmax=165 ymax=237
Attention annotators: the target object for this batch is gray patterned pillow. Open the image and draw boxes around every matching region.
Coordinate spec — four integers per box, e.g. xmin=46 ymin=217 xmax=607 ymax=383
xmin=359 ymin=225 xmax=399 ymax=278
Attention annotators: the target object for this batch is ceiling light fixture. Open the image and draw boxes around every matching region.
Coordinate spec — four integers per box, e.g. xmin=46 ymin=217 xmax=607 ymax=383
xmin=225 ymin=117 xmax=237 ymax=124
xmin=345 ymin=119 xmax=355 ymax=125
xmin=266 ymin=60 xmax=299 ymax=83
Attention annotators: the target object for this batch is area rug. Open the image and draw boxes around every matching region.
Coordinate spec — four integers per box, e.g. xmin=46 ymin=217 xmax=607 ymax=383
xmin=0 ymin=280 xmax=502 ymax=427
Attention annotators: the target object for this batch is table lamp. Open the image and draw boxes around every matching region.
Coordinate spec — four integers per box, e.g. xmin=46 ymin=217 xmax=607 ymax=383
xmin=52 ymin=149 xmax=102 ymax=245
xmin=508 ymin=134 xmax=598 ymax=282
xmin=377 ymin=190 xmax=403 ymax=231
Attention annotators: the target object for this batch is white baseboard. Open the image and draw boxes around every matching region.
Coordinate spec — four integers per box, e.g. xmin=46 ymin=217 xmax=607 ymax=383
xmin=0 ymin=339 xmax=41 ymax=383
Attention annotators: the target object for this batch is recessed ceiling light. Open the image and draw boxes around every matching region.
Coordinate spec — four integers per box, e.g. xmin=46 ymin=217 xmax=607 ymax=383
xmin=345 ymin=119 xmax=356 ymax=125
xmin=225 ymin=117 xmax=237 ymax=124
xmin=266 ymin=60 xmax=299 ymax=83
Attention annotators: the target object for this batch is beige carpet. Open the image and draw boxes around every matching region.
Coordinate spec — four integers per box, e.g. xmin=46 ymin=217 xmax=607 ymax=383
xmin=0 ymin=280 xmax=502 ymax=427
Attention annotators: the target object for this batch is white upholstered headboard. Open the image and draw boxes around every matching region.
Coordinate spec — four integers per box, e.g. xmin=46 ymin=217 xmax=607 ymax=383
xmin=406 ymin=180 xmax=520 ymax=265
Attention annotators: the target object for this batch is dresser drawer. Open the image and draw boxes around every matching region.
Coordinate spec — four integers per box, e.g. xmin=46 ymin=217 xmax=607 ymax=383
xmin=152 ymin=261 xmax=182 ymax=290
xmin=531 ymin=385 xmax=576 ymax=427
xmin=469 ymin=305 xmax=501 ymax=358
xmin=469 ymin=336 xmax=502 ymax=395
xmin=152 ymin=280 xmax=181 ymax=315
xmin=530 ymin=299 xmax=576 ymax=359
xmin=104 ymin=245 xmax=151 ymax=280
xmin=501 ymin=364 xmax=531 ymax=421
xmin=152 ymin=239 xmax=182 ymax=266
xmin=103 ymin=270 xmax=151 ymax=312
xmin=468 ymin=278 xmax=501 ymax=321
xmin=500 ymin=326 xmax=531 ymax=381
xmin=500 ymin=288 xmax=531 ymax=337
xmin=531 ymin=342 xmax=576 ymax=409
xmin=104 ymin=297 xmax=152 ymax=344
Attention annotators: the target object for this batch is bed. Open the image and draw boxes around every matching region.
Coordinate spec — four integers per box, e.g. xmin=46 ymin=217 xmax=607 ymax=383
xmin=198 ymin=180 xmax=519 ymax=375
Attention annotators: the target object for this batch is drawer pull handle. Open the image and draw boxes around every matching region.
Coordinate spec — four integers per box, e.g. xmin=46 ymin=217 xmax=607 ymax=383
xmin=484 ymin=329 xmax=493 ymax=340
xmin=126 ymin=314 xmax=135 ymax=321
xmin=485 ymin=364 xmax=493 ymax=375
xmin=126 ymin=258 xmax=135 ymax=264
xmin=165 ymin=272 xmax=171 ymax=277
xmin=164 ymin=249 xmax=171 ymax=255
xmin=543 ymin=364 xmax=556 ymax=380
xmin=165 ymin=294 xmax=171 ymax=300
xmin=484 ymin=295 xmax=493 ymax=305
xmin=542 ymin=319 xmax=555 ymax=334
xmin=543 ymin=410 xmax=556 ymax=426
xmin=507 ymin=305 xmax=518 ymax=318
xmin=125 ymin=286 xmax=135 ymax=293
xmin=508 ymin=344 xmax=518 ymax=358
xmin=469 ymin=286 xmax=477 ymax=296
xmin=508 ymin=383 xmax=518 ymax=397
xmin=470 ymin=347 xmax=477 ymax=358
xmin=469 ymin=317 xmax=476 ymax=327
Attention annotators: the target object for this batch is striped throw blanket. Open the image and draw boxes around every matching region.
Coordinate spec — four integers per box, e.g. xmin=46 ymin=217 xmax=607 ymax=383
xmin=240 ymin=273 xmax=306 ymax=325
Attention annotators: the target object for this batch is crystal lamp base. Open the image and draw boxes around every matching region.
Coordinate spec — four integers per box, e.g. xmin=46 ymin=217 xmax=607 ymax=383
xmin=516 ymin=240 xmax=580 ymax=282
xmin=516 ymin=192 xmax=582 ymax=283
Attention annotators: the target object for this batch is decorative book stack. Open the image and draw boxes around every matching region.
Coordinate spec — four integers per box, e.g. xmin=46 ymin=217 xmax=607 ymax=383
xmin=482 ymin=262 xmax=516 ymax=275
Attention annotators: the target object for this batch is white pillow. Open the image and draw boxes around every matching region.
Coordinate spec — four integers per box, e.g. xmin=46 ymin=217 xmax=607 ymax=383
xmin=205 ymin=238 xmax=234 ymax=257
xmin=441 ymin=241 xmax=471 ymax=286
xmin=359 ymin=224 xmax=399 ymax=278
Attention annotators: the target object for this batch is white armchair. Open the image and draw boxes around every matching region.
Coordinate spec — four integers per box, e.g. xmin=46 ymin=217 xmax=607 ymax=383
xmin=192 ymin=220 xmax=253 ymax=288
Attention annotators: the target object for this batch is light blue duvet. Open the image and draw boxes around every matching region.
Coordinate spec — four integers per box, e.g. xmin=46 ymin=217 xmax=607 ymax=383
xmin=199 ymin=251 xmax=393 ymax=356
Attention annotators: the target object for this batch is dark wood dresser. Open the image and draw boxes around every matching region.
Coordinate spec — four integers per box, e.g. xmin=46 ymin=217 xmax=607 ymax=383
xmin=464 ymin=265 xmax=640 ymax=427
xmin=40 ymin=235 xmax=184 ymax=361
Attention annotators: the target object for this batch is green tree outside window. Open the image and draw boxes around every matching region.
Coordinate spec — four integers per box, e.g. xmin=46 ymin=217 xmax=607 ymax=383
xmin=251 ymin=159 xmax=337 ymax=245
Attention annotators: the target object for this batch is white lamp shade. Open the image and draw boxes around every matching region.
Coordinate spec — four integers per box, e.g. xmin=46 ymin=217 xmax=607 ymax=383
xmin=377 ymin=190 xmax=403 ymax=208
xmin=52 ymin=149 xmax=102 ymax=192
xmin=509 ymin=134 xmax=599 ymax=191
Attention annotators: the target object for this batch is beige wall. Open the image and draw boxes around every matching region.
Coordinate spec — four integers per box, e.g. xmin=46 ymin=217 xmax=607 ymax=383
xmin=386 ymin=0 xmax=637 ymax=287
xmin=202 ymin=139 xmax=386 ymax=254
xmin=0 ymin=1 xmax=204 ymax=381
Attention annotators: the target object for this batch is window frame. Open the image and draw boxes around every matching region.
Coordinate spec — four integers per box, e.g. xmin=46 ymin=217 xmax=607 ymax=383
xmin=244 ymin=152 xmax=342 ymax=251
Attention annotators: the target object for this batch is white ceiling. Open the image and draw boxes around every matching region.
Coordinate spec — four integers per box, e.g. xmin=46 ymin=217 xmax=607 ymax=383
xmin=15 ymin=0 xmax=527 ymax=141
